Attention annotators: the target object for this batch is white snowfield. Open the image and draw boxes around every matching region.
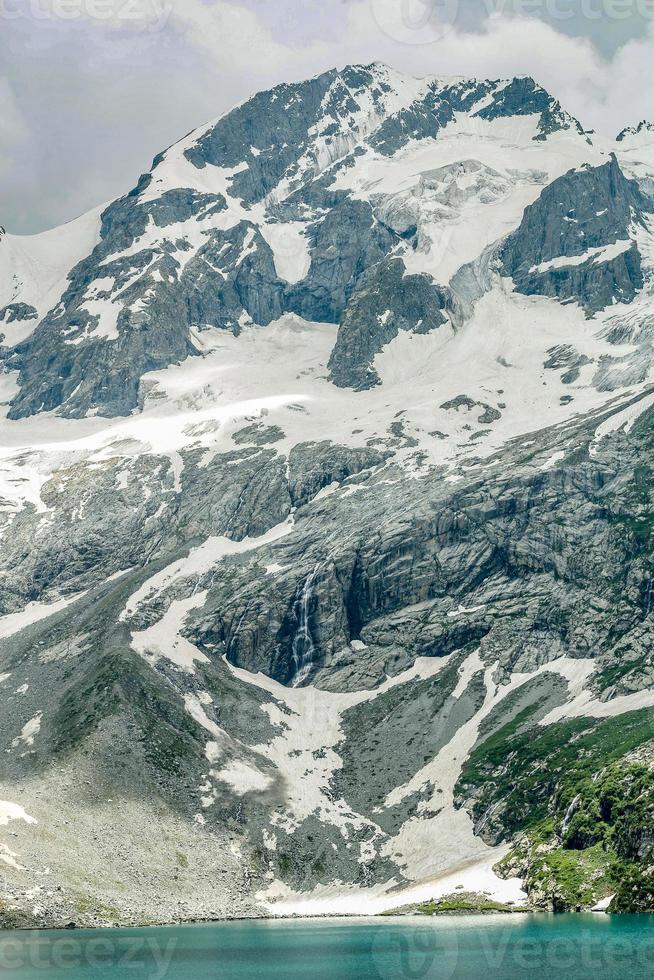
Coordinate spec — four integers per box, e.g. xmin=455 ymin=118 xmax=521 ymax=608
xmin=0 ymin=206 xmax=103 ymax=346
xmin=225 ymin=647 xmax=644 ymax=917
xmin=333 ymin=114 xmax=605 ymax=283
xmin=0 ymin=593 xmax=86 ymax=640
xmin=2 ymin=66 xmax=654 ymax=918
xmin=0 ymin=69 xmax=653 ymax=525
xmin=0 ymin=801 xmax=37 ymax=827
xmin=616 ymin=123 xmax=654 ymax=188
xmin=0 ymin=278 xmax=651 ymax=527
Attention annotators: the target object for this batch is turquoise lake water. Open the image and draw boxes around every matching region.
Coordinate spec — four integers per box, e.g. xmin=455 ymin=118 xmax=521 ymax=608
xmin=1 ymin=914 xmax=654 ymax=979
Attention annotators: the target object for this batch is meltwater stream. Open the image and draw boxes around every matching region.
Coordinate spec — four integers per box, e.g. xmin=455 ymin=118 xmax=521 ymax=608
xmin=291 ymin=566 xmax=320 ymax=687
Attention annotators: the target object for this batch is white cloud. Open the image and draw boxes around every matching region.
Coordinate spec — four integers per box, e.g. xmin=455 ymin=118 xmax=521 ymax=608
xmin=37 ymin=0 xmax=172 ymax=30
xmin=0 ymin=77 xmax=28 ymax=145
xmin=2 ymin=0 xmax=654 ymax=232
xmin=0 ymin=77 xmax=30 ymax=180
xmin=592 ymin=24 xmax=654 ymax=133
xmin=167 ymin=0 xmax=341 ymax=86
xmin=167 ymin=1 xmax=642 ymax=139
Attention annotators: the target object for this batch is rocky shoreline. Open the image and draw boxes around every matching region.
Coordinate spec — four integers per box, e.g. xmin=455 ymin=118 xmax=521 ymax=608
xmin=0 ymin=905 xmax=621 ymax=934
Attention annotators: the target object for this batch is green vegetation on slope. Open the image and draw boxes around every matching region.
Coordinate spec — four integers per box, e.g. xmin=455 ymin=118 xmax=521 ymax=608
xmin=456 ymin=708 xmax=654 ymax=911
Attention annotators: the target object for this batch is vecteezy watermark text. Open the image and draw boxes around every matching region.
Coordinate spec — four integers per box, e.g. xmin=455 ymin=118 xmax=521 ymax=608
xmin=0 ymin=0 xmax=172 ymax=30
xmin=371 ymin=923 xmax=654 ymax=979
xmin=0 ymin=934 xmax=177 ymax=979
xmin=371 ymin=0 xmax=654 ymax=45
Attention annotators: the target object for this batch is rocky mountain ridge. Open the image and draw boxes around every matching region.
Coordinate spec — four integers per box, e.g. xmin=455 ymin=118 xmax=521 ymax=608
xmin=1 ymin=65 xmax=591 ymax=419
xmin=2 ymin=63 xmax=654 ymax=926
xmin=617 ymin=120 xmax=654 ymax=142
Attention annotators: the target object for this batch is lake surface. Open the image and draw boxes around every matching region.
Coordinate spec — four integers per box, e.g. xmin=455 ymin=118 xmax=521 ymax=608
xmin=1 ymin=914 xmax=654 ymax=979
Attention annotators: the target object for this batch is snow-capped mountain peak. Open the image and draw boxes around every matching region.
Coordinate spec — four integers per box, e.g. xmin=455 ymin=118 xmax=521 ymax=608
xmin=617 ymin=119 xmax=654 ymax=143
xmin=1 ymin=65 xmax=604 ymax=423
xmin=3 ymin=63 xmax=654 ymax=929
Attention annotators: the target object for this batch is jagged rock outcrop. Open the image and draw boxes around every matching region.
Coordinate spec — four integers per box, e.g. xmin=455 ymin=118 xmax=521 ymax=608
xmin=328 ymin=257 xmax=448 ymax=389
xmin=617 ymin=120 xmax=654 ymax=142
xmin=501 ymin=156 xmax=650 ymax=314
xmin=0 ymin=303 xmax=37 ymax=325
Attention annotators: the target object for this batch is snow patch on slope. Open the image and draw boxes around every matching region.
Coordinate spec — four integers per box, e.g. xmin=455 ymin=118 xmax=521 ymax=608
xmin=11 ymin=713 xmax=42 ymax=749
xmin=227 ymin=655 xmax=452 ymax=837
xmin=531 ymin=238 xmax=633 ymax=274
xmin=121 ymin=517 xmax=294 ymax=620
xmin=0 ymin=802 xmax=37 ymax=827
xmin=130 ymin=593 xmax=210 ymax=673
xmin=0 ymin=206 xmax=103 ymax=343
xmin=0 ymin=593 xmax=86 ymax=640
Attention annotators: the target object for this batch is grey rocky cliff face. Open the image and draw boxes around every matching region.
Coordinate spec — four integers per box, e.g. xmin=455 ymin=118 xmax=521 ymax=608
xmin=1 ymin=66 xmax=592 ymax=420
xmin=328 ymin=257 xmax=448 ymax=390
xmin=4 ymin=66 xmax=654 ymax=926
xmin=501 ymin=156 xmax=650 ymax=315
xmin=183 ymin=67 xmax=363 ymax=199
xmin=5 ymin=389 xmax=653 ymax=699
xmin=284 ymin=195 xmax=396 ymax=325
xmin=617 ymin=120 xmax=654 ymax=142
xmin=474 ymin=76 xmax=583 ymax=140
xmin=3 ymin=390 xmax=654 ymax=925
xmin=183 ymin=399 xmax=654 ymax=695
xmin=0 ymin=303 xmax=38 ymax=325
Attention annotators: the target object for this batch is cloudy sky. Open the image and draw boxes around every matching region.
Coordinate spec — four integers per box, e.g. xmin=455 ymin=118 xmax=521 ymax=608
xmin=1 ymin=0 xmax=653 ymax=233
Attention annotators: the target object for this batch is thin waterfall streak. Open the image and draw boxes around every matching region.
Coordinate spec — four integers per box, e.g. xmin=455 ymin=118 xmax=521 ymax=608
xmin=291 ymin=565 xmax=320 ymax=687
xmin=560 ymin=794 xmax=581 ymax=836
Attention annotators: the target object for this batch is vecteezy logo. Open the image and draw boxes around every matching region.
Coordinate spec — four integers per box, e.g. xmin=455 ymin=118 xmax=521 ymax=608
xmin=370 ymin=0 xmax=461 ymax=44
xmin=0 ymin=0 xmax=173 ymax=32
xmin=370 ymin=922 xmax=459 ymax=979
